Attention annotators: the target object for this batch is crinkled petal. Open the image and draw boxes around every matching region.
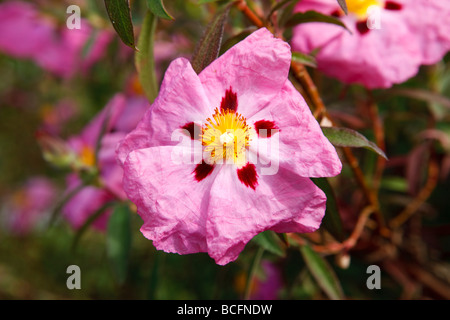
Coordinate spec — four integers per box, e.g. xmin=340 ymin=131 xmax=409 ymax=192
xmin=117 ymin=58 xmax=211 ymax=165
xmin=249 ymin=80 xmax=342 ymax=177
xmin=199 ymin=28 xmax=292 ymax=117
xmin=206 ymin=164 xmax=326 ymax=265
xmin=122 ymin=145 xmax=211 ymax=255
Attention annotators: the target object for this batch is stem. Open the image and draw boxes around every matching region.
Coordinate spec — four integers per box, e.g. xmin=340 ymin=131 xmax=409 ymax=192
xmin=291 ymin=61 xmax=326 ymax=120
xmin=288 ymin=206 xmax=375 ymax=255
xmin=235 ymin=0 xmax=265 ymax=28
xmin=366 ymin=91 xmax=386 ymax=191
xmin=389 ymin=158 xmax=439 ymax=229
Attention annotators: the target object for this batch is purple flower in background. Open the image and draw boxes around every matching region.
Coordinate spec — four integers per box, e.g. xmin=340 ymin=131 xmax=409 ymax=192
xmin=62 ymin=93 xmax=149 ymax=230
xmin=1 ymin=177 xmax=57 ymax=235
xmin=0 ymin=1 xmax=112 ymax=78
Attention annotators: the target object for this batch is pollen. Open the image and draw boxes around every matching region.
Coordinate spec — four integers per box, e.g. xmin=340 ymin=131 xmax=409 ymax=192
xmin=201 ymin=108 xmax=251 ymax=165
xmin=80 ymin=145 xmax=95 ymax=167
xmin=346 ymin=0 xmax=381 ymax=18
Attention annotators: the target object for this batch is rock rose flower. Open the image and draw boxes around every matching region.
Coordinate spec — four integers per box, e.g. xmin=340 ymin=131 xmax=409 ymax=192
xmin=291 ymin=0 xmax=450 ymax=88
xmin=117 ymin=28 xmax=342 ymax=265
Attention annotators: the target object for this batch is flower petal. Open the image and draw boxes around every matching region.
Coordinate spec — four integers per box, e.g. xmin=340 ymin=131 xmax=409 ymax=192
xmin=249 ymin=80 xmax=342 ymax=178
xmin=122 ymin=146 xmax=214 ymax=255
xmin=117 ymin=58 xmax=211 ymax=165
xmin=291 ymin=1 xmax=423 ymax=88
xmin=206 ymin=164 xmax=326 ymax=265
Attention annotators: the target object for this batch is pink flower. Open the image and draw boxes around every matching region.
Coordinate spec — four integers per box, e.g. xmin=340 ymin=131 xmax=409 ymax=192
xmin=117 ymin=28 xmax=342 ymax=265
xmin=0 ymin=1 xmax=112 ymax=78
xmin=250 ymin=261 xmax=283 ymax=300
xmin=291 ymin=0 xmax=450 ymax=88
xmin=1 ymin=177 xmax=57 ymax=235
xmin=62 ymin=93 xmax=149 ymax=230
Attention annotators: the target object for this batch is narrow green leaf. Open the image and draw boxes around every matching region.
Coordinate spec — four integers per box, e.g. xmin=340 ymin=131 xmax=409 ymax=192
xmin=292 ymin=51 xmax=317 ymax=68
xmin=48 ymin=183 xmax=86 ymax=227
xmin=252 ymin=231 xmax=286 ymax=257
xmin=244 ymin=247 xmax=264 ymax=300
xmin=284 ymin=10 xmax=349 ymax=32
xmin=267 ymin=0 xmax=296 ymax=20
xmin=336 ymin=0 xmax=348 ymax=15
xmin=104 ymin=0 xmax=135 ymax=49
xmin=300 ymin=245 xmax=344 ymax=300
xmin=71 ymin=201 xmax=116 ymax=252
xmin=135 ymin=11 xmax=158 ymax=103
xmin=312 ymin=178 xmax=345 ymax=242
xmin=191 ymin=3 xmax=231 ymax=74
xmin=146 ymin=0 xmax=173 ymax=20
xmin=321 ymin=126 xmax=388 ymax=159
xmin=106 ymin=203 xmax=132 ymax=284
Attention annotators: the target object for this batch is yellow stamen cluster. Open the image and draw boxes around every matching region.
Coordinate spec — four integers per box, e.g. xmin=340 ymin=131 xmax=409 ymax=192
xmin=201 ymin=108 xmax=251 ymax=165
xmin=346 ymin=0 xmax=381 ymax=18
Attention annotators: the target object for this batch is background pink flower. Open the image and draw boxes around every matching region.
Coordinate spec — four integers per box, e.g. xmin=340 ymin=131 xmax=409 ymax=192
xmin=1 ymin=177 xmax=57 ymax=235
xmin=117 ymin=28 xmax=342 ymax=265
xmin=0 ymin=1 xmax=112 ymax=78
xmin=62 ymin=92 xmax=149 ymax=231
xmin=291 ymin=0 xmax=450 ymax=88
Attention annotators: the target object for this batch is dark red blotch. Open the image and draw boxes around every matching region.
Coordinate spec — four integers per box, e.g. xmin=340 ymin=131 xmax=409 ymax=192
xmin=384 ymin=1 xmax=402 ymax=10
xmin=220 ymin=87 xmax=238 ymax=113
xmin=356 ymin=20 xmax=370 ymax=35
xmin=254 ymin=120 xmax=279 ymax=138
xmin=237 ymin=163 xmax=258 ymax=190
xmin=193 ymin=161 xmax=215 ymax=182
xmin=181 ymin=122 xmax=201 ymax=140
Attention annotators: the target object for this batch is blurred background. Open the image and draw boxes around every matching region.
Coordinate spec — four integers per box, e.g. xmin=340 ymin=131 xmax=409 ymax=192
xmin=0 ymin=0 xmax=450 ymax=300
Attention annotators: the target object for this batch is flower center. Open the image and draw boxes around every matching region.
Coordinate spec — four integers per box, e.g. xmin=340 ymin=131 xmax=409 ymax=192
xmin=201 ymin=108 xmax=251 ymax=165
xmin=80 ymin=145 xmax=95 ymax=167
xmin=346 ymin=0 xmax=381 ymax=18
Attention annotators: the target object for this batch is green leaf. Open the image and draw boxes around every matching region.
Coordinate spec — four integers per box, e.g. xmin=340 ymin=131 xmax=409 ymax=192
xmin=300 ymin=245 xmax=344 ymax=300
xmin=267 ymin=0 xmax=296 ymax=20
xmin=384 ymin=88 xmax=450 ymax=110
xmin=336 ymin=0 xmax=348 ymax=15
xmin=106 ymin=203 xmax=132 ymax=284
xmin=146 ymin=0 xmax=173 ymax=20
xmin=321 ymin=126 xmax=388 ymax=159
xmin=251 ymin=231 xmax=286 ymax=257
xmin=191 ymin=3 xmax=231 ymax=74
xmin=104 ymin=0 xmax=135 ymax=49
xmin=135 ymin=11 xmax=158 ymax=103
xmin=244 ymin=247 xmax=264 ymax=300
xmin=284 ymin=10 xmax=349 ymax=32
xmin=312 ymin=178 xmax=345 ymax=242
xmin=292 ymin=51 xmax=317 ymax=68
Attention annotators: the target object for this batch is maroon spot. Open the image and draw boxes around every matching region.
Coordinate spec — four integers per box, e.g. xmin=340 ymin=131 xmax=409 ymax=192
xmin=356 ymin=20 xmax=370 ymax=35
xmin=330 ymin=10 xmax=342 ymax=18
xmin=220 ymin=87 xmax=238 ymax=113
xmin=193 ymin=162 xmax=215 ymax=182
xmin=254 ymin=120 xmax=279 ymax=138
xmin=181 ymin=122 xmax=201 ymax=140
xmin=384 ymin=1 xmax=402 ymax=10
xmin=237 ymin=163 xmax=258 ymax=190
